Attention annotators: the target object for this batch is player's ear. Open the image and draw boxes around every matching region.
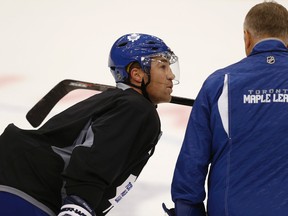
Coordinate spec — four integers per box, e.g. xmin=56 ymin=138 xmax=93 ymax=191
xmin=130 ymin=67 xmax=145 ymax=84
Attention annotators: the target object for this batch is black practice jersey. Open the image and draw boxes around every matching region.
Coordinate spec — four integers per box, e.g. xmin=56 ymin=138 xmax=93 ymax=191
xmin=0 ymin=87 xmax=161 ymax=215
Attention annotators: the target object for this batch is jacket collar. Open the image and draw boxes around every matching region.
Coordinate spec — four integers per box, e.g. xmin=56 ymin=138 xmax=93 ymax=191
xmin=250 ymin=39 xmax=288 ymax=56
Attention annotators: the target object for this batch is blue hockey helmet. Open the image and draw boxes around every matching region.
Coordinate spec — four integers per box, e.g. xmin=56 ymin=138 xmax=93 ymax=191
xmin=108 ymin=33 xmax=179 ymax=84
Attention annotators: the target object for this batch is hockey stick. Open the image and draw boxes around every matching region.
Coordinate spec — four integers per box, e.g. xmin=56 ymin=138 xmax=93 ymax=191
xmin=26 ymin=79 xmax=194 ymax=127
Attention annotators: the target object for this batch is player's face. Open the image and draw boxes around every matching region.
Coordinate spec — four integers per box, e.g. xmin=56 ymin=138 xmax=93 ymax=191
xmin=145 ymin=57 xmax=175 ymax=104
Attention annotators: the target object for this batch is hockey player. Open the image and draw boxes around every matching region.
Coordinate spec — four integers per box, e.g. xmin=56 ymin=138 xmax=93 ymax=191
xmin=164 ymin=1 xmax=288 ymax=216
xmin=0 ymin=33 xmax=180 ymax=216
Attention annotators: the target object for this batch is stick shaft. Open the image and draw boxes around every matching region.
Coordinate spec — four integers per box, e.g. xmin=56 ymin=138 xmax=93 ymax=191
xmin=26 ymin=79 xmax=194 ymax=127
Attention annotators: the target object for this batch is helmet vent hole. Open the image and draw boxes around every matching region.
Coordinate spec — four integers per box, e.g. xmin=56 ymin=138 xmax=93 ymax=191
xmin=118 ymin=42 xmax=128 ymax=47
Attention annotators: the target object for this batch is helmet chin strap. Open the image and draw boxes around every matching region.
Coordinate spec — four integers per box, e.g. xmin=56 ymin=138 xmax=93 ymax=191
xmin=140 ymin=78 xmax=151 ymax=102
xmin=127 ymin=75 xmax=151 ymax=102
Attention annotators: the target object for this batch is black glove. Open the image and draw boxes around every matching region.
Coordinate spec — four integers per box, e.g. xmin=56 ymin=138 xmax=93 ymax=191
xmin=162 ymin=203 xmax=175 ymax=216
xmin=58 ymin=195 xmax=96 ymax=216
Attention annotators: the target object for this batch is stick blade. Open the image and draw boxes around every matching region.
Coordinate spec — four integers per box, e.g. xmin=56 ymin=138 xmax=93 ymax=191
xmin=26 ymin=80 xmax=70 ymax=127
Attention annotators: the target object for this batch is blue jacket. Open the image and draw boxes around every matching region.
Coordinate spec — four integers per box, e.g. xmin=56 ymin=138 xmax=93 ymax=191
xmin=171 ymin=39 xmax=288 ymax=216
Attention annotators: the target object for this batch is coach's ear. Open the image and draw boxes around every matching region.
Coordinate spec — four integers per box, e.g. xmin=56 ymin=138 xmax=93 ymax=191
xmin=244 ymin=30 xmax=253 ymax=56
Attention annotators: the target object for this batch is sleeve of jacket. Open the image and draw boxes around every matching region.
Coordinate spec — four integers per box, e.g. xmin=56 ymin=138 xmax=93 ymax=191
xmin=171 ymin=82 xmax=212 ymax=216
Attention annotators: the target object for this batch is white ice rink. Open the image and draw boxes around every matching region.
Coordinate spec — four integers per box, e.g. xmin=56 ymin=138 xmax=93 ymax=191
xmin=1 ymin=0 xmax=287 ymax=215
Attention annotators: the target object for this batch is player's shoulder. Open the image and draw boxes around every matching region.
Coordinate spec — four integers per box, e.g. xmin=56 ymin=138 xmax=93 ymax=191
xmin=119 ymin=88 xmax=154 ymax=108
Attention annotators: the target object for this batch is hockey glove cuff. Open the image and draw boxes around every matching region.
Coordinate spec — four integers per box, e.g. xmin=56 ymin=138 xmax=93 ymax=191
xmin=58 ymin=195 xmax=96 ymax=216
xmin=162 ymin=203 xmax=175 ymax=216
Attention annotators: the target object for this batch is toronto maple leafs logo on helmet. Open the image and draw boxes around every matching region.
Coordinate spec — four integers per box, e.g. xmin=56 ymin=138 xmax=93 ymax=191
xmin=127 ymin=33 xmax=140 ymax=42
